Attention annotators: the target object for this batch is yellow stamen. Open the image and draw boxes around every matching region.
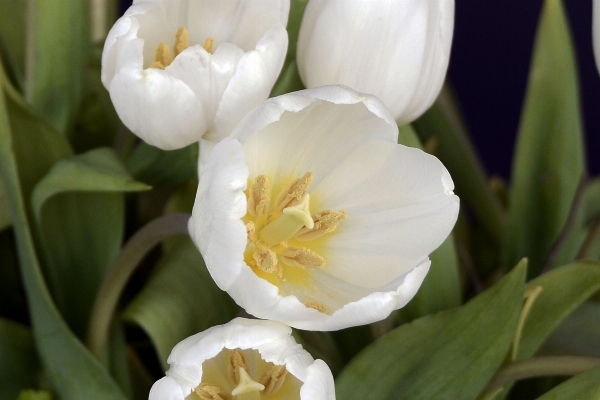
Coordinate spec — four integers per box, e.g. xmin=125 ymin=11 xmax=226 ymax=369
xmin=305 ymin=301 xmax=329 ymax=314
xmin=174 ymin=26 xmax=189 ymax=57
xmin=203 ymin=37 xmax=215 ymax=54
xmin=228 ymin=349 xmax=249 ymax=385
xmin=248 ymin=175 xmax=271 ymax=217
xmin=296 ymin=210 xmax=347 ymax=241
xmin=231 ymin=368 xmax=265 ymax=399
xmin=281 ymin=248 xmax=325 ymax=269
xmin=253 ymin=247 xmax=281 ymax=277
xmin=195 ymin=383 xmax=226 ymax=400
xmin=275 ymin=172 xmax=314 ymax=211
xmin=150 ymin=41 xmax=171 ymax=69
xmin=260 ymin=365 xmax=288 ymax=396
xmin=245 ymin=222 xmax=256 ymax=241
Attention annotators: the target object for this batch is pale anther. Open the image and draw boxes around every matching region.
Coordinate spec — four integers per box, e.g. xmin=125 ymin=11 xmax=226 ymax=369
xmin=228 ymin=349 xmax=249 ymax=385
xmin=150 ymin=41 xmax=171 ymax=69
xmin=203 ymin=37 xmax=215 ymax=54
xmin=281 ymin=248 xmax=325 ymax=269
xmin=195 ymin=383 xmax=226 ymax=400
xmin=248 ymin=175 xmax=270 ymax=217
xmin=253 ymin=247 xmax=281 ymax=277
xmin=296 ymin=210 xmax=347 ymax=241
xmin=260 ymin=365 xmax=288 ymax=396
xmin=305 ymin=300 xmax=329 ymax=314
xmin=275 ymin=172 xmax=314 ymax=211
xmin=231 ymin=367 xmax=265 ymax=396
xmin=245 ymin=222 xmax=256 ymax=241
xmin=174 ymin=26 xmax=189 ymax=57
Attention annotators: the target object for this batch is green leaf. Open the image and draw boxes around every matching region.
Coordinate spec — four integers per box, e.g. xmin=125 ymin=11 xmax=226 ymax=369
xmin=0 ymin=176 xmax=10 ymax=231
xmin=503 ymin=0 xmax=585 ymax=275
xmin=26 ymin=0 xmax=90 ymax=135
xmin=122 ymin=238 xmax=239 ymax=370
xmin=1 ymin=67 xmax=72 ymax=203
xmin=127 ymin=141 xmax=198 ymax=186
xmin=583 ymin=179 xmax=600 ymax=225
xmin=0 ymin=78 xmax=127 ymax=400
xmin=335 ymin=261 xmax=526 ymax=400
xmin=31 ymin=147 xmax=149 ymax=337
xmin=535 ymin=367 xmax=600 ymax=400
xmin=0 ymin=319 xmax=41 ymax=400
xmin=413 ymin=85 xmax=505 ymax=243
xmin=286 ymin=0 xmax=308 ymax=65
xmin=0 ymin=0 xmax=26 ymax=90
xmin=17 ymin=390 xmax=52 ymax=400
xmin=517 ymin=261 xmax=600 ymax=359
xmin=541 ymin=302 xmax=600 ymax=358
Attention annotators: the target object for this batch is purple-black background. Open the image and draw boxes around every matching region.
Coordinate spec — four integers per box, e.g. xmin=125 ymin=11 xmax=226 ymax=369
xmin=120 ymin=0 xmax=600 ymax=179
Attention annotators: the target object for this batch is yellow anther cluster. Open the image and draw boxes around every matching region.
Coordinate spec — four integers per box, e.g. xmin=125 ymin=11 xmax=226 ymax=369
xmin=150 ymin=26 xmax=215 ymax=69
xmin=195 ymin=383 xmax=226 ymax=400
xmin=261 ymin=365 xmax=288 ymax=396
xmin=197 ymin=349 xmax=292 ymax=399
xmin=243 ymin=171 xmax=346 ymax=315
xmin=305 ymin=301 xmax=329 ymax=314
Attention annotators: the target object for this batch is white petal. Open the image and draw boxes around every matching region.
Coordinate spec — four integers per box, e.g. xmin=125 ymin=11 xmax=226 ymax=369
xmin=109 ymin=67 xmax=206 ymax=149
xmin=189 ymin=138 xmax=249 ymax=289
xmin=297 ymin=0 xmax=454 ymax=124
xmin=185 ymin=0 xmax=289 ymax=51
xmin=300 ymin=360 xmax=336 ymax=400
xmin=149 ymin=376 xmax=185 ymax=400
xmin=237 ymin=86 xmax=398 ymax=189
xmin=167 ymin=42 xmax=245 ymax=132
xmin=210 ymin=24 xmax=289 ymax=142
xmin=308 ymin=140 xmax=459 ymax=288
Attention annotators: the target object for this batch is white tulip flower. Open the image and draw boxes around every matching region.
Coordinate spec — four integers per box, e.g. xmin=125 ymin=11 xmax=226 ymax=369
xmin=296 ymin=0 xmax=454 ymax=126
xmin=102 ymin=0 xmax=289 ymax=150
xmin=594 ymin=0 xmax=600 ymax=74
xmin=149 ymin=318 xmax=336 ymax=400
xmin=189 ymin=86 xmax=459 ymax=331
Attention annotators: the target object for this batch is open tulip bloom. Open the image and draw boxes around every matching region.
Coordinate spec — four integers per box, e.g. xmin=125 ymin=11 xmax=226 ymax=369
xmin=150 ymin=318 xmax=335 ymax=400
xmin=101 ymin=0 xmax=289 ymax=150
xmin=296 ymin=0 xmax=454 ymax=126
xmin=189 ymin=85 xmax=460 ymax=331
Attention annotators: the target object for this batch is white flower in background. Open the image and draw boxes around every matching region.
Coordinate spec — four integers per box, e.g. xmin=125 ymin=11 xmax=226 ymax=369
xmin=296 ymin=0 xmax=454 ymax=126
xmin=189 ymin=86 xmax=459 ymax=331
xmin=149 ymin=318 xmax=336 ymax=400
xmin=101 ymin=0 xmax=289 ymax=150
xmin=594 ymin=0 xmax=600 ymax=74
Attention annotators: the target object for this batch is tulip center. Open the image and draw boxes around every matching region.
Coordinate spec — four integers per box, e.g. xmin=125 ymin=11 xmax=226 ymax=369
xmin=243 ymin=172 xmax=347 ymax=314
xmin=193 ymin=348 xmax=301 ymax=400
xmin=149 ymin=26 xmax=215 ymax=69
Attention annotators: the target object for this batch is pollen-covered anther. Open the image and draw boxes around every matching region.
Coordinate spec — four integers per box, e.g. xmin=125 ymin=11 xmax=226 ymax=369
xmin=275 ymin=172 xmax=314 ymax=211
xmin=296 ymin=210 xmax=348 ymax=241
xmin=174 ymin=26 xmax=189 ymax=57
xmin=305 ymin=301 xmax=329 ymax=314
xmin=253 ymin=247 xmax=282 ymax=277
xmin=195 ymin=383 xmax=227 ymax=400
xmin=281 ymin=248 xmax=325 ymax=269
xmin=203 ymin=37 xmax=215 ymax=54
xmin=260 ymin=365 xmax=288 ymax=396
xmin=150 ymin=41 xmax=171 ymax=69
xmin=248 ymin=175 xmax=271 ymax=217
xmin=228 ymin=349 xmax=249 ymax=385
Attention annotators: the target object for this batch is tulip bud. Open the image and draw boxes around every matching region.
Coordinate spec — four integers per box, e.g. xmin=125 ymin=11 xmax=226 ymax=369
xmin=296 ymin=0 xmax=455 ymax=126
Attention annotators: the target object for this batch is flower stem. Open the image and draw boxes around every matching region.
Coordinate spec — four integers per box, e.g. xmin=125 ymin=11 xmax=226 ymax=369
xmin=86 ymin=213 xmax=190 ymax=362
xmin=485 ymin=356 xmax=600 ymax=390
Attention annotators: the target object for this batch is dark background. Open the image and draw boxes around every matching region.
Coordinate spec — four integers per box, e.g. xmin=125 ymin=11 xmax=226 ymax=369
xmin=120 ymin=0 xmax=600 ymax=179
